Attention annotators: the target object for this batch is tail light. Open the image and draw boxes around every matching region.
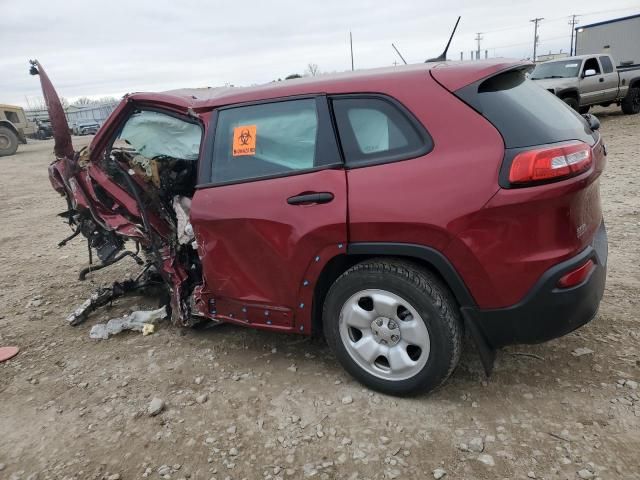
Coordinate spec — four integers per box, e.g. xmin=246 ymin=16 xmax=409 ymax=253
xmin=557 ymin=259 xmax=594 ymax=289
xmin=509 ymin=141 xmax=592 ymax=185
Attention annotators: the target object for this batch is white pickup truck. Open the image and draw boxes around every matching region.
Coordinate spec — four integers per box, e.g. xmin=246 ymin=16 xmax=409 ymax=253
xmin=530 ymin=54 xmax=640 ymax=114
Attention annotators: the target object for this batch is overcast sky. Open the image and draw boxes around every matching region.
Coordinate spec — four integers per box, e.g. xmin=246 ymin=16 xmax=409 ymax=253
xmin=1 ymin=0 xmax=638 ymax=107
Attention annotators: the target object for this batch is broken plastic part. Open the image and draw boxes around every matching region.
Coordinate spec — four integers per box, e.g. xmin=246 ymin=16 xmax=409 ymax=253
xmin=173 ymin=196 xmax=194 ymax=245
xmin=89 ymin=306 xmax=167 ymax=340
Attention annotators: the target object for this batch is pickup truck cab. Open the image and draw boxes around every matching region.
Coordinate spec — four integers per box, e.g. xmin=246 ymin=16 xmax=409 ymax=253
xmin=32 ymin=59 xmax=607 ymax=395
xmin=531 ymin=54 xmax=640 ymax=114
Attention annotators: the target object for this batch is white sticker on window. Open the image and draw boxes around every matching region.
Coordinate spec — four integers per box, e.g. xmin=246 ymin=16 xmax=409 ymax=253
xmin=566 ymin=63 xmax=578 ymax=68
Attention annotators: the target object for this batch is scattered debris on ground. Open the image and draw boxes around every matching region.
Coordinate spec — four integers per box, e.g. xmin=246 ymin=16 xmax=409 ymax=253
xmin=89 ymin=306 xmax=167 ymax=340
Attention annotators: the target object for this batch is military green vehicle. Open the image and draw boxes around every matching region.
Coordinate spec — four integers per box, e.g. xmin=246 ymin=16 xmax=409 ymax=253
xmin=0 ymin=104 xmax=34 ymax=156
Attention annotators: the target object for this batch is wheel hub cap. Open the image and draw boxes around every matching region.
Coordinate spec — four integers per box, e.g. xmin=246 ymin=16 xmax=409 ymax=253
xmin=0 ymin=135 xmax=9 ymax=149
xmin=338 ymin=289 xmax=431 ymax=381
xmin=371 ymin=317 xmax=401 ymax=346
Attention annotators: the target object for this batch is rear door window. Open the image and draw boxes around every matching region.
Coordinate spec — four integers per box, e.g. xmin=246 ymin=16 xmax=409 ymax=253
xmin=331 ymin=96 xmax=432 ymax=167
xmin=599 ymin=56 xmax=614 ymax=74
xmin=210 ymin=98 xmax=337 ymax=184
xmin=456 ymin=69 xmax=596 ymax=148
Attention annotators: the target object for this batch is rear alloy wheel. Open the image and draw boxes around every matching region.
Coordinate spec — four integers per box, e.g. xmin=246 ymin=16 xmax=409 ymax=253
xmin=0 ymin=126 xmax=19 ymax=157
xmin=323 ymin=260 xmax=462 ymax=396
xmin=621 ymin=87 xmax=640 ymax=115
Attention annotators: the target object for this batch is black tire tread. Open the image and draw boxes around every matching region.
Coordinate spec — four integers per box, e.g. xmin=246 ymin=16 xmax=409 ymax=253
xmin=323 ymin=258 xmax=463 ymax=394
xmin=621 ymin=87 xmax=640 ymax=115
xmin=0 ymin=126 xmax=19 ymax=157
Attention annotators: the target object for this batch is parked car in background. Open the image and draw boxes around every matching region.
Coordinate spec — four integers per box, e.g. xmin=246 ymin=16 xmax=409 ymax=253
xmin=0 ymin=104 xmax=33 ymax=156
xmin=33 ymin=59 xmax=607 ymax=395
xmin=35 ymin=119 xmax=53 ymax=139
xmin=531 ymin=54 xmax=640 ymax=114
xmin=72 ymin=119 xmax=100 ymax=135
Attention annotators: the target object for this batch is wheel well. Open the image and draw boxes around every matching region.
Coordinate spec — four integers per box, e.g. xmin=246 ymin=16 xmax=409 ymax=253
xmin=0 ymin=120 xmax=19 ymax=136
xmin=311 ymin=253 xmax=464 ymax=336
xmin=630 ymin=79 xmax=640 ymax=90
xmin=558 ymin=90 xmax=580 ymax=101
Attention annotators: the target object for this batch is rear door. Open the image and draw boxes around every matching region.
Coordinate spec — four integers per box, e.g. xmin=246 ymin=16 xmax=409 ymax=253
xmin=190 ymin=96 xmax=347 ymax=330
xmin=598 ymin=55 xmax=619 ymax=102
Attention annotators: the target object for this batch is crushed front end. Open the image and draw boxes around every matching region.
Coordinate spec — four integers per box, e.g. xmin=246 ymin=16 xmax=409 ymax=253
xmin=31 ymin=60 xmax=205 ymax=327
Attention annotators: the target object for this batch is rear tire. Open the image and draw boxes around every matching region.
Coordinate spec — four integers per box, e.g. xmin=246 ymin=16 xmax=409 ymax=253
xmin=621 ymin=87 xmax=640 ymax=114
xmin=322 ymin=259 xmax=463 ymax=396
xmin=562 ymin=97 xmax=579 ymax=111
xmin=0 ymin=126 xmax=19 ymax=157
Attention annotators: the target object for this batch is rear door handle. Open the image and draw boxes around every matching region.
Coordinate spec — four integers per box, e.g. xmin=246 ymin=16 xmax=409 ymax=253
xmin=287 ymin=192 xmax=334 ymax=205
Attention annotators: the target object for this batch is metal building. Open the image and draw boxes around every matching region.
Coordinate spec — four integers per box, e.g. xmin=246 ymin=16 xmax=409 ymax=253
xmin=575 ymin=13 xmax=640 ymax=66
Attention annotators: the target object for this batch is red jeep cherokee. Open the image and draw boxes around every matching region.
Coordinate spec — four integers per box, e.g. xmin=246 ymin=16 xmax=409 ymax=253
xmin=33 ymin=58 xmax=607 ymax=395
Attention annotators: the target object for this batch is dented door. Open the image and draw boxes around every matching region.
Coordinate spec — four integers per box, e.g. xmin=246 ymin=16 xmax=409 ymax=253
xmin=191 ymin=96 xmax=346 ymax=332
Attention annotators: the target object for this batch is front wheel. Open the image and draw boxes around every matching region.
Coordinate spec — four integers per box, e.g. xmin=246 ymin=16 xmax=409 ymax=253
xmin=0 ymin=126 xmax=19 ymax=157
xmin=323 ymin=259 xmax=463 ymax=396
xmin=621 ymin=87 xmax=640 ymax=114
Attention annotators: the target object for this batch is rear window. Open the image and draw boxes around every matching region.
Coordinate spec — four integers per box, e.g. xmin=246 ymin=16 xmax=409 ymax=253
xmin=456 ymin=69 xmax=596 ymax=148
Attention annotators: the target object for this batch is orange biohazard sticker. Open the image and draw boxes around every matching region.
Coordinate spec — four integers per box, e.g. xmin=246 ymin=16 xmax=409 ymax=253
xmin=232 ymin=125 xmax=257 ymax=156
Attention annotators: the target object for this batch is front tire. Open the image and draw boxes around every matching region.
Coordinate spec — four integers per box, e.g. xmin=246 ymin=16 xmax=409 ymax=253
xmin=562 ymin=96 xmax=579 ymax=111
xmin=0 ymin=126 xmax=19 ymax=157
xmin=621 ymin=87 xmax=640 ymax=114
xmin=323 ymin=259 xmax=463 ymax=396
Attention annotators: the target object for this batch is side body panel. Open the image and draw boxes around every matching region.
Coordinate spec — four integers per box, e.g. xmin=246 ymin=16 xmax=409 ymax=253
xmin=191 ymin=169 xmax=348 ymax=332
xmin=346 ymin=74 xmax=505 ymax=306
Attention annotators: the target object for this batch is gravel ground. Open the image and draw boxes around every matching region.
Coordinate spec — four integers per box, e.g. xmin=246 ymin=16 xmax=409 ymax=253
xmin=0 ymin=106 xmax=639 ymax=480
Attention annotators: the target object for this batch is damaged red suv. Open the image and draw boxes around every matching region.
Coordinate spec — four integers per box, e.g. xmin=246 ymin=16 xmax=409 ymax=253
xmin=32 ymin=58 xmax=607 ymax=395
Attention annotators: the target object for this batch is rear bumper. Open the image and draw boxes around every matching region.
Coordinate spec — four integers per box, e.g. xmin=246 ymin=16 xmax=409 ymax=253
xmin=463 ymin=221 xmax=608 ymax=348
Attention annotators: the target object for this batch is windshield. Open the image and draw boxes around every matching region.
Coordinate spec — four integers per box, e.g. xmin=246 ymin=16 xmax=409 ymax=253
xmin=531 ymin=60 xmax=581 ymax=79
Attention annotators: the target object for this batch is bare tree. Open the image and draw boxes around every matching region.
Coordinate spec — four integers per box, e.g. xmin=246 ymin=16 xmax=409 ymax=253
xmin=305 ymin=63 xmax=320 ymax=77
xmin=96 ymin=96 xmax=119 ymax=104
xmin=72 ymin=97 xmax=93 ymax=106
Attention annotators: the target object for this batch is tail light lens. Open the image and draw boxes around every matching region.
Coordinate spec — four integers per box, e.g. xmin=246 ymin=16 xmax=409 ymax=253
xmin=509 ymin=141 xmax=592 ymax=185
xmin=557 ymin=259 xmax=595 ymax=289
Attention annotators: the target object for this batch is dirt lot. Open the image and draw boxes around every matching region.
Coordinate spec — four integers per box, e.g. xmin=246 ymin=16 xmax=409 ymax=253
xmin=1 ymin=108 xmax=639 ymax=480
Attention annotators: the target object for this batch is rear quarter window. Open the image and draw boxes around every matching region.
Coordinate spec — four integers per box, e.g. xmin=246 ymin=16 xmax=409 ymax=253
xmin=331 ymin=96 xmax=433 ymax=167
xmin=456 ymin=69 xmax=596 ymax=148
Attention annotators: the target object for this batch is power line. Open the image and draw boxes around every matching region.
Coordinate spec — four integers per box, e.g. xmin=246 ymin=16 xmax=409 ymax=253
xmin=486 ymin=35 xmax=567 ymax=51
xmin=530 ymin=18 xmax=544 ymax=61
xmin=458 ymin=6 xmax=639 ymax=37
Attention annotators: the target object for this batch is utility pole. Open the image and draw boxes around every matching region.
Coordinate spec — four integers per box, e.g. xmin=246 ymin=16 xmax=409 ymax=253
xmin=530 ymin=18 xmax=544 ymax=61
xmin=349 ymin=31 xmax=354 ymax=71
xmin=569 ymin=15 xmax=580 ymax=55
xmin=475 ymin=33 xmax=483 ymax=61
